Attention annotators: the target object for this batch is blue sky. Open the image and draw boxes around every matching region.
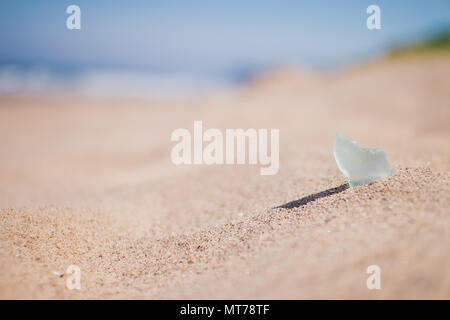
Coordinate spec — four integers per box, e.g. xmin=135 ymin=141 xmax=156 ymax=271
xmin=0 ymin=0 xmax=449 ymax=75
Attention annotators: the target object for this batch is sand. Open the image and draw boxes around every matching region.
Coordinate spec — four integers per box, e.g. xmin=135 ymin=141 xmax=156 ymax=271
xmin=0 ymin=55 xmax=449 ymax=299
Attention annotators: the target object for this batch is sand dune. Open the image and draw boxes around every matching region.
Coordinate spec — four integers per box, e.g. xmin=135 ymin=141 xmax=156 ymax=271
xmin=0 ymin=55 xmax=449 ymax=299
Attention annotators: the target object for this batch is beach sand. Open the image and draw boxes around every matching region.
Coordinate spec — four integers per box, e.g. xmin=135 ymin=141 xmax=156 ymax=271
xmin=0 ymin=55 xmax=449 ymax=299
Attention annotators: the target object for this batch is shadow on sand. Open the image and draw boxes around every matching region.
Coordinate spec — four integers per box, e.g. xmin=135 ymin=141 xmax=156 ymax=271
xmin=274 ymin=183 xmax=349 ymax=210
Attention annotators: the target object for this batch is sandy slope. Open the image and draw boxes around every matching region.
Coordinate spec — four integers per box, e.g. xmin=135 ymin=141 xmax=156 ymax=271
xmin=0 ymin=55 xmax=449 ymax=299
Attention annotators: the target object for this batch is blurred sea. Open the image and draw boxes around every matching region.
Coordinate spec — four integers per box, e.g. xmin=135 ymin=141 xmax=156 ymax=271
xmin=0 ymin=65 xmax=249 ymax=99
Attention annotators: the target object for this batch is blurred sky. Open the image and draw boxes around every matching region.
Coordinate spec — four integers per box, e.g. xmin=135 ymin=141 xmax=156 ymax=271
xmin=0 ymin=0 xmax=449 ymax=97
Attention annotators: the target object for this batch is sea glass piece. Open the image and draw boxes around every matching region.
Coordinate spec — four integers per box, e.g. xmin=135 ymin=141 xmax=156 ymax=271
xmin=334 ymin=132 xmax=394 ymax=187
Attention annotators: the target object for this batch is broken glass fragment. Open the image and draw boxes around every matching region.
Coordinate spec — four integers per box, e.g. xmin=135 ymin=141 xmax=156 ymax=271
xmin=334 ymin=132 xmax=394 ymax=187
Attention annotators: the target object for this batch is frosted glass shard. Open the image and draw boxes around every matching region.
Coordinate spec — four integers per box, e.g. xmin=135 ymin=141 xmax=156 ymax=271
xmin=334 ymin=132 xmax=394 ymax=187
